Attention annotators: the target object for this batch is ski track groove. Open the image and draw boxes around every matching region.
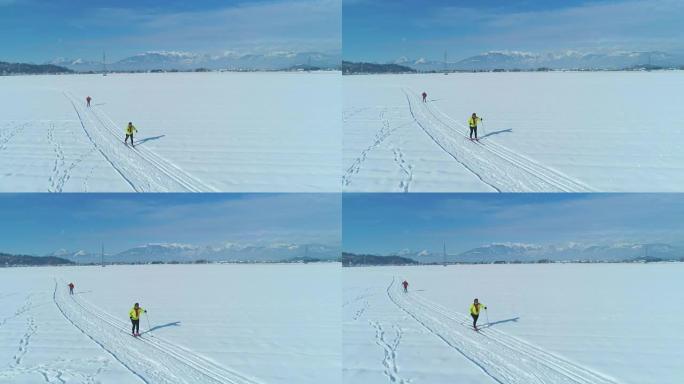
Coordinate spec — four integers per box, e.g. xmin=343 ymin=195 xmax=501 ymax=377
xmin=386 ymin=277 xmax=620 ymax=384
xmin=0 ymin=293 xmax=109 ymax=383
xmin=403 ymin=88 xmax=593 ymax=192
xmin=371 ymin=321 xmax=409 ymax=384
xmin=64 ymin=92 xmax=217 ymax=192
xmin=53 ymin=280 xmax=262 ymax=384
xmin=87 ymin=102 xmax=217 ymax=192
xmin=427 ymin=100 xmax=594 ymax=192
xmin=65 ymin=93 xmax=139 ymax=191
xmin=403 ymin=91 xmax=501 ymax=192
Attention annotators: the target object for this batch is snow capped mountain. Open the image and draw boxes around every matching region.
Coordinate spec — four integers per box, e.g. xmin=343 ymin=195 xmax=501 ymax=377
xmin=47 ymin=249 xmax=100 ymax=264
xmin=456 ymin=242 xmax=681 ymax=263
xmin=47 ymin=242 xmax=340 ymax=264
xmin=396 ymin=50 xmax=683 ymax=71
xmin=387 ymin=249 xmax=435 ymax=261
xmin=48 ymin=50 xmax=340 ymax=72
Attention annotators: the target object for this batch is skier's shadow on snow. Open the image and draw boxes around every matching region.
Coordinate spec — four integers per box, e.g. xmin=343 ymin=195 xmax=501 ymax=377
xmin=486 ymin=316 xmax=520 ymax=327
xmin=134 ymin=135 xmax=166 ymax=146
xmin=479 ymin=128 xmax=513 ymax=140
xmin=142 ymin=321 xmax=181 ymax=334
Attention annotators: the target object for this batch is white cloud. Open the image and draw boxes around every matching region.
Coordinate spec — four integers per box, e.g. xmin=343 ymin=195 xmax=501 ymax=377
xmin=68 ymin=0 xmax=341 ymax=58
xmin=420 ymin=0 xmax=684 ymax=54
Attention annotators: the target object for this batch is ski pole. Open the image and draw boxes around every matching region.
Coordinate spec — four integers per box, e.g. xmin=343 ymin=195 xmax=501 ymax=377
xmin=481 ymin=119 xmax=487 ymax=138
xmin=485 ymin=308 xmax=490 ymax=326
xmin=145 ymin=312 xmax=152 ymax=333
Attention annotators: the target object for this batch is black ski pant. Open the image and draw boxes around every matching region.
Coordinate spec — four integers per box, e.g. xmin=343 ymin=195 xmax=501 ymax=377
xmin=471 ymin=313 xmax=479 ymax=328
xmin=131 ymin=318 xmax=140 ymax=334
xmin=469 ymin=126 xmax=478 ymax=139
xmin=125 ymin=134 xmax=134 ymax=145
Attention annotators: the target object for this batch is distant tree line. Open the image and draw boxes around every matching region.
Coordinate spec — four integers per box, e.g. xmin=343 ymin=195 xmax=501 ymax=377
xmin=342 ymin=61 xmax=417 ymax=75
xmin=0 ymin=61 xmax=73 ymax=75
xmin=0 ymin=253 xmax=73 ymax=267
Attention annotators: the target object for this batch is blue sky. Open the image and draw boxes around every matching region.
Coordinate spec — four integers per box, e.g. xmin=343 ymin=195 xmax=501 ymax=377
xmin=343 ymin=0 xmax=684 ymax=62
xmin=342 ymin=194 xmax=684 ymax=255
xmin=0 ymin=0 xmax=340 ymax=63
xmin=0 ymin=194 xmax=340 ymax=255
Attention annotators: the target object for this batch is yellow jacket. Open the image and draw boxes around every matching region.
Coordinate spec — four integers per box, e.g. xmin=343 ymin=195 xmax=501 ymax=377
xmin=125 ymin=124 xmax=137 ymax=135
xmin=129 ymin=307 xmax=146 ymax=320
xmin=470 ymin=303 xmax=486 ymax=315
xmin=468 ymin=116 xmax=481 ymax=128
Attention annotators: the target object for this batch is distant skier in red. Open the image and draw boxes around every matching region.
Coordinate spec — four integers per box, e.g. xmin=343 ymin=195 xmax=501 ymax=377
xmin=86 ymin=96 xmax=92 ymax=107
xmin=402 ymin=280 xmax=409 ymax=292
xmin=422 ymin=92 xmax=427 ymax=103
xmin=68 ymin=282 xmax=75 ymax=295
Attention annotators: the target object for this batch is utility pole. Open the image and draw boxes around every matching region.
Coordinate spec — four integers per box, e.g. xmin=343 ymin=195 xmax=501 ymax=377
xmin=102 ymin=51 xmax=108 ymax=76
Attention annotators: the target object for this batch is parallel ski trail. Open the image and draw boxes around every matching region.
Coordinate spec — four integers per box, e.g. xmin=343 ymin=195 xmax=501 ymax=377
xmin=387 ymin=278 xmax=619 ymax=384
xmin=64 ymin=92 xmax=216 ymax=192
xmin=403 ymin=89 xmax=593 ymax=192
xmin=53 ymin=281 xmax=262 ymax=384
xmin=427 ymin=99 xmax=593 ymax=192
xmin=87 ymin=104 xmax=218 ymax=192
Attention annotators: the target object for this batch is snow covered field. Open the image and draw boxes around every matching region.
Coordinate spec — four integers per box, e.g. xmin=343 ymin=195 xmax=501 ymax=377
xmin=343 ymin=263 xmax=683 ymax=384
xmin=0 ymin=72 xmax=340 ymax=192
xmin=343 ymin=72 xmax=684 ymax=192
xmin=0 ymin=263 xmax=340 ymax=384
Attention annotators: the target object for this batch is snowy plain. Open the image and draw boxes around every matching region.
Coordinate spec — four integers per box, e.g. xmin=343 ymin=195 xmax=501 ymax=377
xmin=343 ymin=72 xmax=684 ymax=192
xmin=0 ymin=72 xmax=340 ymax=192
xmin=0 ymin=263 xmax=341 ymax=384
xmin=343 ymin=263 xmax=683 ymax=384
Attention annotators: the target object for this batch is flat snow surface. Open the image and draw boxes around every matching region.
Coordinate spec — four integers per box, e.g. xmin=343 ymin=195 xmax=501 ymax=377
xmin=0 ymin=72 xmax=340 ymax=192
xmin=343 ymin=264 xmax=683 ymax=384
xmin=343 ymin=72 xmax=684 ymax=192
xmin=0 ymin=264 xmax=340 ymax=384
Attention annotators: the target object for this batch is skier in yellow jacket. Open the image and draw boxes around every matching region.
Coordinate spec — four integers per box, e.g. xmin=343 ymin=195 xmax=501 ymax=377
xmin=125 ymin=122 xmax=137 ymax=147
xmin=129 ymin=303 xmax=147 ymax=337
xmin=468 ymin=113 xmax=483 ymax=141
xmin=470 ymin=298 xmax=487 ymax=331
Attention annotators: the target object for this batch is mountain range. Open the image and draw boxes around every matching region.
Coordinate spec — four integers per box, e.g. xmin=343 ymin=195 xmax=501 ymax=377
xmin=380 ymin=242 xmax=684 ymax=263
xmin=392 ymin=50 xmax=684 ymax=71
xmin=47 ymin=242 xmax=340 ymax=264
xmin=48 ymin=50 xmax=340 ymax=72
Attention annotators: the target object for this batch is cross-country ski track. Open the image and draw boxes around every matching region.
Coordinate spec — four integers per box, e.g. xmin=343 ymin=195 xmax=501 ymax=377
xmin=64 ymin=92 xmax=217 ymax=192
xmin=52 ymin=280 xmax=263 ymax=384
xmin=401 ymin=88 xmax=594 ymax=192
xmin=386 ymin=277 xmax=619 ymax=384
